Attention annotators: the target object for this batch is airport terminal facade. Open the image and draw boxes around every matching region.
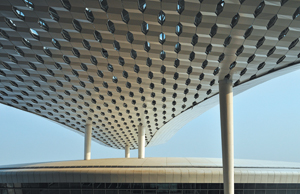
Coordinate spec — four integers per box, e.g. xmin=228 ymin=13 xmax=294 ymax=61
xmin=1 ymin=158 xmax=300 ymax=194
xmin=1 ymin=0 xmax=300 ymax=193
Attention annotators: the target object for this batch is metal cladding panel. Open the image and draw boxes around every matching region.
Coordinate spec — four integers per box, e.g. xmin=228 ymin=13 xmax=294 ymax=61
xmin=1 ymin=158 xmax=300 ymax=183
xmin=2 ymin=168 xmax=300 ymax=183
xmin=1 ymin=0 xmax=300 ymax=149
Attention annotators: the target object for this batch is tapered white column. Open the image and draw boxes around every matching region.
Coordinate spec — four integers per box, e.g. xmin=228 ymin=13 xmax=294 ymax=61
xmin=138 ymin=124 xmax=145 ymax=159
xmin=84 ymin=124 xmax=92 ymax=160
xmin=125 ymin=144 xmax=130 ymax=158
xmin=218 ymin=79 xmax=234 ymax=194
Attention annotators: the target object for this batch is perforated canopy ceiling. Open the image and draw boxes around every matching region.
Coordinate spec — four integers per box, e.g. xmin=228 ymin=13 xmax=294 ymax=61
xmin=1 ymin=0 xmax=300 ymax=149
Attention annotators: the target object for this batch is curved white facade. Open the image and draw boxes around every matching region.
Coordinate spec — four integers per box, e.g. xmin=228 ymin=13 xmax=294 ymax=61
xmin=1 ymin=158 xmax=300 ymax=183
xmin=1 ymin=0 xmax=300 ymax=149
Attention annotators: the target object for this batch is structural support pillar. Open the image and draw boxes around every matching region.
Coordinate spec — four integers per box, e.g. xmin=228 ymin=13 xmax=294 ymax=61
xmin=125 ymin=144 xmax=130 ymax=158
xmin=138 ymin=124 xmax=145 ymax=159
xmin=84 ymin=124 xmax=92 ymax=160
xmin=218 ymin=79 xmax=234 ymax=194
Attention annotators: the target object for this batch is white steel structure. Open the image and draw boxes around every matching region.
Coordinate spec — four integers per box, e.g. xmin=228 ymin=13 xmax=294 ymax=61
xmin=1 ymin=0 xmax=300 ymax=149
xmin=1 ymin=0 xmax=300 ymax=193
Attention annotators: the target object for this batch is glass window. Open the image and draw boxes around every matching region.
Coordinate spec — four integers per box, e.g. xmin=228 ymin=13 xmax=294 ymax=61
xmin=171 ymin=190 xmax=183 ymax=194
xmin=208 ymin=190 xmax=219 ymax=194
xmin=235 ymin=184 xmax=244 ymax=189
xmin=132 ymin=190 xmax=143 ymax=194
xmin=266 ymin=184 xmax=277 ymax=189
xmin=183 ymin=190 xmax=195 ymax=194
xmin=60 ymin=189 xmax=70 ymax=194
xmin=49 ymin=189 xmax=59 ymax=194
xmin=157 ymin=184 xmax=169 ymax=190
xmin=287 ymin=184 xmax=298 ymax=189
xmin=244 ymin=184 xmax=255 ymax=189
xmin=183 ymin=184 xmax=195 ymax=189
xmin=287 ymin=190 xmax=296 ymax=194
xmin=107 ymin=190 xmax=119 ymax=194
xmin=197 ymin=184 xmax=208 ymax=190
xmin=255 ymin=190 xmax=266 ymax=194
xmin=244 ymin=190 xmax=255 ymax=194
xmin=82 ymin=183 xmax=93 ymax=189
xmin=235 ymin=190 xmax=243 ymax=194
xmin=94 ymin=190 xmax=105 ymax=194
xmin=256 ymin=184 xmax=266 ymax=189
xmin=82 ymin=190 xmax=93 ymax=194
xmin=277 ymin=190 xmax=287 ymax=194
xmin=278 ymin=184 xmax=288 ymax=189
xmin=70 ymin=183 xmax=81 ymax=189
xmin=144 ymin=184 xmax=157 ymax=190
xmin=157 ymin=190 xmax=169 ymax=194
xmin=132 ymin=184 xmax=143 ymax=189
xmin=195 ymin=190 xmax=207 ymax=194
xmin=145 ymin=190 xmax=157 ymax=194
xmin=119 ymin=190 xmax=131 ymax=194
xmin=14 ymin=189 xmax=23 ymax=194
xmin=70 ymin=190 xmax=81 ymax=194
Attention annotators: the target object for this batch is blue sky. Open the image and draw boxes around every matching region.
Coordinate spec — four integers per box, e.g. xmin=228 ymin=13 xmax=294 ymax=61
xmin=1 ymin=70 xmax=300 ymax=166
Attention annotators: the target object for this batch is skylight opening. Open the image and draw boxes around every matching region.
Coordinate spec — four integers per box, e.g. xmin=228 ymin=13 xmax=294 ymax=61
xmin=4 ymin=18 xmax=17 ymax=31
xmin=12 ymin=7 xmax=25 ymax=20
xmin=29 ymin=28 xmax=40 ymax=40
xmin=38 ymin=19 xmax=49 ymax=31
xmin=52 ymin=39 xmax=61 ymax=49
xmin=23 ymin=0 xmax=34 ymax=10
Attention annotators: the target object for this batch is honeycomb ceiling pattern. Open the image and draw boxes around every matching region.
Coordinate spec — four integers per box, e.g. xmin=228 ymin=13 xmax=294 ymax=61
xmin=1 ymin=0 xmax=300 ymax=149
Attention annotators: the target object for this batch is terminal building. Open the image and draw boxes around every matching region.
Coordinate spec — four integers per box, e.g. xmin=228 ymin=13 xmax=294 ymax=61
xmin=1 ymin=0 xmax=300 ymax=193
